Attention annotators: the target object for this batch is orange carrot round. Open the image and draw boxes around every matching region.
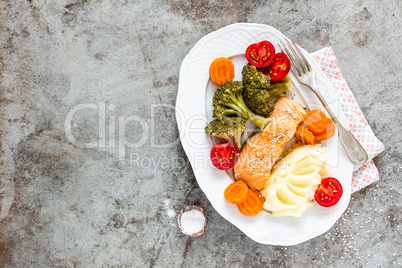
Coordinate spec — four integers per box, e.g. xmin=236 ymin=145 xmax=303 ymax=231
xmin=303 ymin=110 xmax=327 ymax=135
xmin=224 ymin=180 xmax=249 ymax=204
xmin=295 ymin=125 xmax=304 ymax=142
xmin=315 ymin=118 xmax=336 ymax=140
xmin=295 ymin=125 xmax=315 ymax=145
xmin=237 ymin=189 xmax=264 ymax=216
xmin=301 ymin=127 xmax=316 ymax=145
xmin=209 ymin=57 xmax=235 ymax=85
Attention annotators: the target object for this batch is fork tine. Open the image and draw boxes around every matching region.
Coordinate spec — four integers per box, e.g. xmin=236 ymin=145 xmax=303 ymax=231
xmin=285 ymin=38 xmax=307 ymax=74
xmin=279 ymin=40 xmax=302 ymax=77
xmin=289 ymin=38 xmax=311 ymax=72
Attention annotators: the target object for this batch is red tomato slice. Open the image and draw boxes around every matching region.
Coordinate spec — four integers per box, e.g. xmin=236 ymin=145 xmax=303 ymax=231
xmin=263 ymin=52 xmax=291 ymax=81
xmin=210 ymin=142 xmax=239 ymax=170
xmin=314 ymin=177 xmax=343 ymax=207
xmin=245 ymin=41 xmax=275 ymax=68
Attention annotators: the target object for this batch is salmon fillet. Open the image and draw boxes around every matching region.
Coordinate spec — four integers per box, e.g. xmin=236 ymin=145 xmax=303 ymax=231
xmin=234 ymin=97 xmax=307 ymax=190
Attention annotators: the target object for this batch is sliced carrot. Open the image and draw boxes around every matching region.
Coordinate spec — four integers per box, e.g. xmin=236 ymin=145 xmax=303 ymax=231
xmin=303 ymin=110 xmax=327 ymax=135
xmin=224 ymin=180 xmax=249 ymax=204
xmin=301 ymin=127 xmax=316 ymax=145
xmin=209 ymin=57 xmax=235 ymax=85
xmin=295 ymin=125 xmax=315 ymax=145
xmin=237 ymin=189 xmax=264 ymax=216
xmin=295 ymin=125 xmax=303 ymax=142
xmin=315 ymin=118 xmax=336 ymax=140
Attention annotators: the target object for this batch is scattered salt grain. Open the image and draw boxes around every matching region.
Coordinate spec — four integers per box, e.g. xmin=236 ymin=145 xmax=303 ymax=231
xmin=163 ymin=199 xmax=177 ymax=219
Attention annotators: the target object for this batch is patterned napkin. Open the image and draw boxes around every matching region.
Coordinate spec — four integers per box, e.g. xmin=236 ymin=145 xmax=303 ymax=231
xmin=310 ymin=47 xmax=385 ymax=192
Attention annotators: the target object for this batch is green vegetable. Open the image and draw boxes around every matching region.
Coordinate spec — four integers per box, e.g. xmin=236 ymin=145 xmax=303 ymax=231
xmin=242 ymin=64 xmax=293 ymax=117
xmin=205 ymin=117 xmax=249 ymax=149
xmin=212 ymin=81 xmax=270 ymax=130
xmin=241 ymin=64 xmax=270 ymax=89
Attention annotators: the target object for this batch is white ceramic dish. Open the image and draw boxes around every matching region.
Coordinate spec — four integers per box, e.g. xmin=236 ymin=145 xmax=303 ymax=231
xmin=175 ymin=23 xmax=353 ymax=245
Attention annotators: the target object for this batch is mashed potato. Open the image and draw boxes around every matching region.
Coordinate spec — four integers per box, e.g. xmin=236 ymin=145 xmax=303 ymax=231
xmin=260 ymin=145 xmax=328 ymax=217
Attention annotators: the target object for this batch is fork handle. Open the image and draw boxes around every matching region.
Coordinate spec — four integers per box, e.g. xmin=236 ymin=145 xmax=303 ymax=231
xmin=310 ymin=89 xmax=368 ymax=166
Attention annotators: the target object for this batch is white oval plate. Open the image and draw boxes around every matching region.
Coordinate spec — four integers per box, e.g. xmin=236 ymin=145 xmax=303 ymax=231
xmin=176 ymin=23 xmax=353 ymax=245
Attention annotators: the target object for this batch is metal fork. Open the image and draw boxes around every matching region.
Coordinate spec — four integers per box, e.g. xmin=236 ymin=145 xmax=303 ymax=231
xmin=279 ymin=38 xmax=368 ymax=166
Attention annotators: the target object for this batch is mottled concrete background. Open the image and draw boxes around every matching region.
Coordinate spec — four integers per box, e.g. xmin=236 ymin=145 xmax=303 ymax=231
xmin=0 ymin=0 xmax=401 ymax=267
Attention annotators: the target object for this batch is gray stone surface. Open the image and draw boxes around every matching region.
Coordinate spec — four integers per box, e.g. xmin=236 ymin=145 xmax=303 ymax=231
xmin=0 ymin=0 xmax=401 ymax=267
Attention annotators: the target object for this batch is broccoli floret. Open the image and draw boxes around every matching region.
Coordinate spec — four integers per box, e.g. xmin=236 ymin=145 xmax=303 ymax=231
xmin=243 ymin=84 xmax=272 ymax=117
xmin=242 ymin=64 xmax=293 ymax=117
xmin=242 ymin=64 xmax=271 ymax=89
xmin=205 ymin=117 xmax=248 ymax=149
xmin=212 ymin=81 xmax=270 ymax=130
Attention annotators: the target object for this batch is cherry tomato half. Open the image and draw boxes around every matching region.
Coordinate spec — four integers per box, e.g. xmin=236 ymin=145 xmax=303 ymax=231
xmin=210 ymin=142 xmax=239 ymax=170
xmin=245 ymin=41 xmax=276 ymax=68
xmin=262 ymin=52 xmax=291 ymax=81
xmin=314 ymin=177 xmax=343 ymax=207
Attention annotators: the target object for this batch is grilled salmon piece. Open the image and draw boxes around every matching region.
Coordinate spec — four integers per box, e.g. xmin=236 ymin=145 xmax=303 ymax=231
xmin=234 ymin=97 xmax=307 ymax=190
